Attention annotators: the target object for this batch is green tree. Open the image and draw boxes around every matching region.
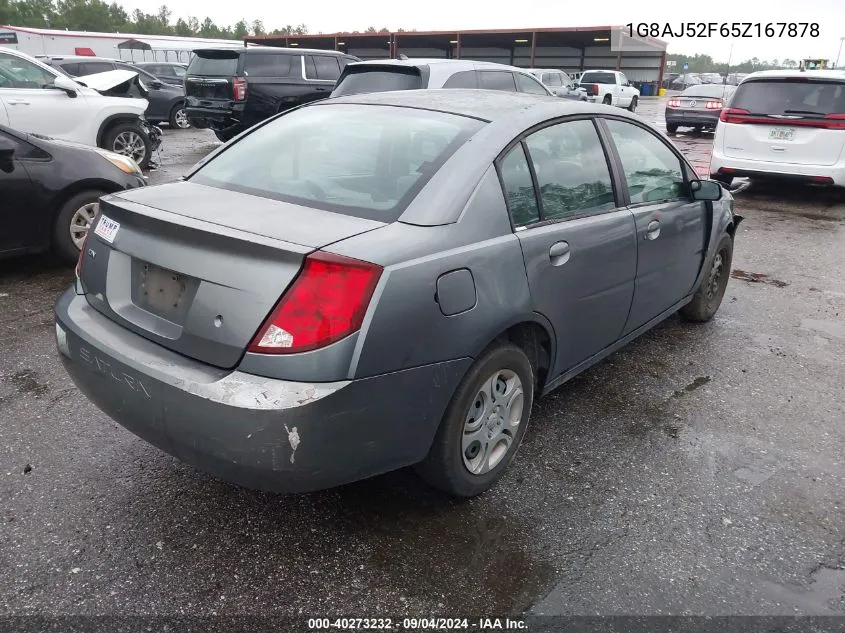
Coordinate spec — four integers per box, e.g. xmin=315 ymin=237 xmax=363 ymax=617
xmin=232 ymin=18 xmax=248 ymax=39
xmin=251 ymin=18 xmax=264 ymax=35
xmin=174 ymin=17 xmax=192 ymax=36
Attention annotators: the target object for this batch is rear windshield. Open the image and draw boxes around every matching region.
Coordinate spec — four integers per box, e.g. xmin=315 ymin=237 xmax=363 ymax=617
xmin=332 ymin=67 xmax=423 ymax=97
xmin=731 ymin=79 xmax=845 ymax=115
xmin=190 ymin=104 xmax=483 ymax=221
xmin=188 ymin=52 xmax=239 ymax=76
xmin=681 ymin=85 xmax=735 ymax=98
xmin=580 ymin=72 xmax=616 ymax=84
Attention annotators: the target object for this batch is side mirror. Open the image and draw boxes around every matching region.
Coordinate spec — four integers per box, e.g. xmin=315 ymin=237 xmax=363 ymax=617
xmin=0 ymin=136 xmax=15 ymax=159
xmin=52 ymin=74 xmax=79 ymax=98
xmin=690 ymin=179 xmax=723 ymax=201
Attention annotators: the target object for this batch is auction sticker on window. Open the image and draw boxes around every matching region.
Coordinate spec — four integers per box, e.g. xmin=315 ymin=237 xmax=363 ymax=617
xmin=94 ymin=215 xmax=120 ymax=243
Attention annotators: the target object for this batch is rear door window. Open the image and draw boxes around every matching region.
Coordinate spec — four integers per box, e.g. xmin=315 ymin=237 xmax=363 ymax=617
xmin=332 ymin=67 xmax=423 ymax=96
xmin=479 ymin=71 xmax=517 ymax=92
xmin=313 ymin=56 xmax=341 ymax=80
xmin=516 ymin=73 xmax=548 ymax=95
xmin=442 ymin=70 xmax=478 ymax=89
xmin=188 ymin=53 xmax=240 ymax=76
xmin=245 ymin=53 xmax=294 ymax=78
xmin=731 ymin=79 xmax=845 ymax=116
xmin=499 ymin=143 xmax=541 ymax=228
xmin=76 ymin=61 xmax=116 ymax=76
xmin=524 ymin=119 xmax=616 ymax=220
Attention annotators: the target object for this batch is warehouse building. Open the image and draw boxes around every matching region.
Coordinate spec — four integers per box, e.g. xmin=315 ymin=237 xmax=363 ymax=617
xmin=245 ymin=26 xmax=668 ymax=89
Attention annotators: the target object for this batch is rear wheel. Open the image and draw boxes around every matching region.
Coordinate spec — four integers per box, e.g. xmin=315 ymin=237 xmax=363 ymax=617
xmin=602 ymin=94 xmax=612 ymax=105
xmin=680 ymin=233 xmax=733 ymax=323
xmin=52 ymin=190 xmax=105 ymax=264
xmin=102 ymin=122 xmax=151 ymax=169
xmin=628 ymin=95 xmax=638 ymax=112
xmin=169 ymin=103 xmax=190 ymax=129
xmin=415 ymin=342 xmax=534 ymax=497
xmin=666 ymin=123 xmax=679 ymax=135
xmin=214 ymin=128 xmax=239 ymax=143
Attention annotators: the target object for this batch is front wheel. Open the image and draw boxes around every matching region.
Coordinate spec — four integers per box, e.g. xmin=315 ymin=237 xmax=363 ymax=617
xmin=52 ymin=189 xmax=106 ymax=264
xmin=415 ymin=342 xmax=535 ymax=497
xmin=680 ymin=233 xmax=734 ymax=323
xmin=102 ymin=122 xmax=151 ymax=169
xmin=628 ymin=95 xmax=638 ymax=112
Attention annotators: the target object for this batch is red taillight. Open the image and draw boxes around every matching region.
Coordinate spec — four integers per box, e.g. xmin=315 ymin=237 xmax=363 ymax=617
xmin=593 ymin=84 xmax=599 ymax=96
xmin=248 ymin=251 xmax=383 ymax=355
xmin=706 ymin=100 xmax=723 ymax=110
xmin=233 ymin=76 xmax=247 ymax=101
xmin=720 ymin=109 xmax=845 ymax=129
xmin=667 ymin=98 xmax=681 ymax=108
xmin=809 ymin=176 xmax=834 ymax=184
xmin=720 ymin=107 xmax=750 ymax=122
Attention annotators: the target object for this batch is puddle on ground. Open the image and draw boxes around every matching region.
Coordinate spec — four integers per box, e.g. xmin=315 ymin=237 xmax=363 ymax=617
xmin=672 ymin=376 xmax=711 ymax=398
xmin=732 ymin=270 xmax=789 ymax=288
xmin=0 ymin=369 xmax=49 ymax=405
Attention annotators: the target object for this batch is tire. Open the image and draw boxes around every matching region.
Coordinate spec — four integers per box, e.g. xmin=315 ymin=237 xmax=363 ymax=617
xmin=415 ymin=342 xmax=535 ymax=497
xmin=628 ymin=96 xmax=638 ymax=112
xmin=169 ymin=103 xmax=190 ymax=129
xmin=666 ymin=123 xmax=679 ymax=135
xmin=713 ymin=173 xmax=733 ymax=187
xmin=602 ymin=94 xmax=612 ymax=105
xmin=102 ymin=122 xmax=151 ymax=169
xmin=214 ymin=128 xmax=239 ymax=143
xmin=52 ymin=189 xmax=105 ymax=264
xmin=680 ymin=233 xmax=733 ymax=323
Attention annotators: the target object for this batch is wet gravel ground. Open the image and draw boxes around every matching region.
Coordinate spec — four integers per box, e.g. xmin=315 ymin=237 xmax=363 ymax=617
xmin=1 ymin=98 xmax=844 ymax=618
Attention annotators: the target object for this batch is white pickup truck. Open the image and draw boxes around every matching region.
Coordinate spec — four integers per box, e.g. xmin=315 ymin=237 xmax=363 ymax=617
xmin=578 ymin=70 xmax=640 ymax=112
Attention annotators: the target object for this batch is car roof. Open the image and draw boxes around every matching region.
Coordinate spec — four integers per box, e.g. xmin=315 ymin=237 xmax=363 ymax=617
xmin=320 ymin=88 xmax=615 ymax=122
xmin=344 ymin=58 xmax=535 ymax=74
xmin=740 ymin=69 xmax=845 ymax=83
xmin=43 ymin=55 xmax=124 ymax=63
xmin=197 ymin=46 xmax=349 ymax=56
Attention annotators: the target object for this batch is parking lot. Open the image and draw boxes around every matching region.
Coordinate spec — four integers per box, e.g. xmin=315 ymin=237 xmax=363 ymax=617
xmin=2 ymin=96 xmax=844 ymax=618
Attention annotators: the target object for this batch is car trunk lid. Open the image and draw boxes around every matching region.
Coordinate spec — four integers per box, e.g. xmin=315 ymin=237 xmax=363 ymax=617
xmin=78 ymin=182 xmax=386 ymax=369
xmin=721 ymin=77 xmax=845 ymax=166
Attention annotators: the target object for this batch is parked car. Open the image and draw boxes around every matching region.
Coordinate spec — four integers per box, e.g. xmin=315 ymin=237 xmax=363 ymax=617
xmin=524 ymin=68 xmax=587 ymax=100
xmin=57 ymin=90 xmax=740 ymax=497
xmin=0 ymin=123 xmax=145 ymax=262
xmin=665 ymin=84 xmax=737 ymax=134
xmin=185 ymin=47 xmax=359 ymax=142
xmin=724 ymin=73 xmax=749 ymax=86
xmin=578 ymin=70 xmax=640 ymax=111
xmin=134 ymin=61 xmax=187 ymax=86
xmin=711 ymin=70 xmax=845 ymax=187
xmin=330 ymin=59 xmax=553 ymax=98
xmin=42 ymin=56 xmax=190 ymax=130
xmin=671 ymin=75 xmax=702 ymax=90
xmin=0 ymin=48 xmax=158 ymax=168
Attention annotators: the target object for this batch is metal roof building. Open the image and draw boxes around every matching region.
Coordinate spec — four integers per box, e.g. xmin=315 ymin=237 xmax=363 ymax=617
xmin=0 ymin=25 xmax=247 ymax=63
xmin=245 ymin=26 xmax=668 ymax=85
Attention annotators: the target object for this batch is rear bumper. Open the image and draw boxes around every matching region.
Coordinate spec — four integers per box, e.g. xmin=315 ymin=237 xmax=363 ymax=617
xmin=55 ymin=289 xmax=470 ymax=493
xmin=665 ymin=110 xmax=720 ymax=127
xmin=710 ymin=146 xmax=845 ymax=186
xmin=184 ymin=105 xmax=245 ymax=132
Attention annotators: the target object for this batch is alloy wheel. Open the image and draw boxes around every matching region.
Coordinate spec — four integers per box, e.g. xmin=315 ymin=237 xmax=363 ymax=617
xmin=69 ymin=201 xmax=98 ymax=249
xmin=113 ymin=130 xmax=147 ymax=165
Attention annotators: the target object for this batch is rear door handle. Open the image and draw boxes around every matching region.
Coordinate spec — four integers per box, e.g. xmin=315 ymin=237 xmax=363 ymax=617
xmin=549 ymin=241 xmax=570 ymax=265
xmin=645 ymin=220 xmax=661 ymax=240
xmin=7 ymin=99 xmax=30 ymax=105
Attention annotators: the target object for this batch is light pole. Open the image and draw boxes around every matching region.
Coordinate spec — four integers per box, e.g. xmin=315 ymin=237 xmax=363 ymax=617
xmin=837 ymin=37 xmax=845 ymax=69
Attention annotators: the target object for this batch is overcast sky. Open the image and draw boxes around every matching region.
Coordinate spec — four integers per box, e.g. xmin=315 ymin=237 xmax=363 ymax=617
xmin=126 ymin=0 xmax=844 ymax=65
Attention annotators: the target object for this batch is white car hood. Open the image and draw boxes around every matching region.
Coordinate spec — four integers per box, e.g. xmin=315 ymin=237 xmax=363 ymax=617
xmin=75 ymin=68 xmax=139 ymax=91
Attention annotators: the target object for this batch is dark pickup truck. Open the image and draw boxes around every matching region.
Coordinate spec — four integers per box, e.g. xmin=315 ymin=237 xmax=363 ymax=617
xmin=185 ymin=47 xmax=359 ymax=142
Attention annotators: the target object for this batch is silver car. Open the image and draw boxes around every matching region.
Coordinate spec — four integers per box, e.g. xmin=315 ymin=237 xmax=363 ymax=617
xmin=56 ymin=90 xmax=741 ymax=497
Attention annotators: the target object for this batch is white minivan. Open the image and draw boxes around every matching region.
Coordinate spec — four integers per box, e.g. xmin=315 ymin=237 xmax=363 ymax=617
xmin=710 ymin=70 xmax=845 ymax=187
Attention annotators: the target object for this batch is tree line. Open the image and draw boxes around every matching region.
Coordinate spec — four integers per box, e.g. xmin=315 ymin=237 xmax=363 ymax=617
xmin=667 ymin=53 xmax=804 ymax=74
xmin=0 ymin=0 xmax=308 ymax=38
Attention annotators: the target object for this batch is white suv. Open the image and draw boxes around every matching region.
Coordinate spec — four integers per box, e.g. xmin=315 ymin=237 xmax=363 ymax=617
xmin=710 ymin=70 xmax=845 ymax=187
xmin=0 ymin=47 xmax=155 ymax=168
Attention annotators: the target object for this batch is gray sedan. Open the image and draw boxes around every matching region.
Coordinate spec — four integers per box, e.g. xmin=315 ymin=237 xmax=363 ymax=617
xmin=55 ymin=90 xmax=741 ymax=497
xmin=666 ymin=84 xmax=737 ymax=134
